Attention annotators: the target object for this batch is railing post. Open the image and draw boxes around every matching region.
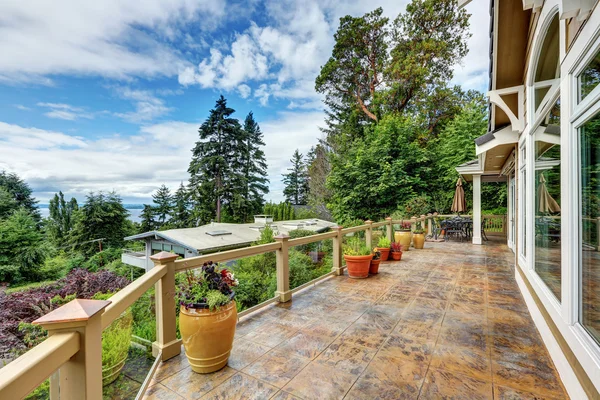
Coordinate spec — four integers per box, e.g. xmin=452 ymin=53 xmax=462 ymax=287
xmin=596 ymin=217 xmax=600 ymax=251
xmin=150 ymin=252 xmax=181 ymax=361
xmin=332 ymin=226 xmax=344 ymax=276
xmin=411 ymin=216 xmax=417 ymax=247
xmin=365 ymin=220 xmax=373 ymax=248
xmin=274 ymin=234 xmax=292 ymax=302
xmin=427 ymin=213 xmax=433 ymax=236
xmin=33 ymin=299 xmax=109 ymax=400
xmin=385 ymin=217 xmax=393 ymax=242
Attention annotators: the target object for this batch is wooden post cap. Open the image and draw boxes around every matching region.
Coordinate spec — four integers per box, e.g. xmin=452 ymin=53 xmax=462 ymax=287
xmin=150 ymin=251 xmax=179 ymax=264
xmin=332 ymin=226 xmax=343 ymax=231
xmin=274 ymin=234 xmax=290 ymax=241
xmin=33 ymin=299 xmax=111 ymax=330
xmin=364 ymin=220 xmax=373 ymax=224
xmin=385 ymin=217 xmax=392 ymax=221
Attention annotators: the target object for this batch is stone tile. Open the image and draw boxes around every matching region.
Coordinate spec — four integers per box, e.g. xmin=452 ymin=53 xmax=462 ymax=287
xmin=492 ymin=359 xmax=565 ymax=398
xmin=345 ymin=355 xmax=427 ymax=400
xmin=243 ymin=349 xmax=311 ymax=388
xmin=314 ymin=341 xmax=376 ymax=375
xmin=379 ymin=333 xmax=434 ymax=363
xmin=438 ymin=324 xmax=489 ymax=353
xmin=420 ymin=368 xmax=493 ymax=400
xmin=283 ymin=361 xmax=358 ymax=400
xmin=447 ymin=300 xmax=486 ymax=316
xmin=376 ymin=292 xmax=415 ymax=307
xmin=354 ymin=308 xmax=401 ymax=332
xmin=429 ymin=344 xmax=492 ymax=382
xmin=227 ymin=339 xmax=272 ymax=370
xmin=161 ymin=366 xmax=235 ymax=399
xmin=243 ymin=321 xmax=299 ymax=347
xmin=336 ymin=322 xmax=389 ymax=350
xmin=235 ymin=315 xmax=270 ymax=338
xmin=274 ymin=330 xmax=333 ymax=360
xmin=410 ymin=297 xmax=448 ymax=311
xmin=154 ymin=352 xmax=189 ymax=382
xmin=142 ymin=383 xmax=184 ymax=399
xmin=493 ymin=384 xmax=567 ymax=400
xmin=201 ymin=372 xmax=278 ymax=400
xmin=270 ymin=391 xmax=303 ymax=400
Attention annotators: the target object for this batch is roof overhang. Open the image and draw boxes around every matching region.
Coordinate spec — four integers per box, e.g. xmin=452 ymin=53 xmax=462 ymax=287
xmin=476 ymin=126 xmax=519 ymax=156
xmin=124 ymin=231 xmax=198 ymax=253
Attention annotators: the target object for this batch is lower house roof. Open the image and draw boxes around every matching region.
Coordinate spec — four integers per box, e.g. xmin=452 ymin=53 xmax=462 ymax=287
xmin=124 ymin=219 xmax=337 ymax=254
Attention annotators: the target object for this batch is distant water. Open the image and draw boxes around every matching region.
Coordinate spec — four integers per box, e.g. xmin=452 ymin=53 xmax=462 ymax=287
xmin=38 ymin=204 xmax=144 ymax=223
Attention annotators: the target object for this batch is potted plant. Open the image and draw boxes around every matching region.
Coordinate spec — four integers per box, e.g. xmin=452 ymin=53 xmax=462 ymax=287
xmin=370 ymin=248 xmax=381 ymax=274
xmin=394 ymin=221 xmax=412 ymax=251
xmin=178 ymin=262 xmax=239 ymax=373
xmin=343 ymin=238 xmax=373 ymax=279
xmin=413 ymin=223 xmax=425 ymax=249
xmin=391 ymin=242 xmax=403 ymax=260
xmin=376 ymin=236 xmax=391 ymax=261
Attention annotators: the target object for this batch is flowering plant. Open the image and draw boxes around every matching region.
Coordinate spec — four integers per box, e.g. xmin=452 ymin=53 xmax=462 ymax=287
xmin=391 ymin=242 xmax=403 ymax=253
xmin=372 ymin=248 xmax=381 ymax=260
xmin=178 ymin=262 xmax=238 ymax=311
xmin=398 ymin=222 xmax=412 ymax=231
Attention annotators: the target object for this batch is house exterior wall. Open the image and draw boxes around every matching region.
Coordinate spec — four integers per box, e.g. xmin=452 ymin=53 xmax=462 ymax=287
xmin=500 ymin=0 xmax=600 ymax=398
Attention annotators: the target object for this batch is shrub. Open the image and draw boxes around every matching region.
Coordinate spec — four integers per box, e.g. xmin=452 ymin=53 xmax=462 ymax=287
xmin=0 ymin=264 xmax=20 ymax=283
xmin=377 ymin=236 xmax=391 ymax=248
xmin=84 ymin=248 xmax=122 ymax=272
xmin=287 ymin=250 xmax=313 ymax=289
xmin=288 ymin=229 xmax=318 ymax=253
xmin=401 ymin=195 xmax=431 ymax=218
xmin=343 ymin=237 xmax=371 ymax=256
xmin=40 ymin=254 xmax=70 ymax=280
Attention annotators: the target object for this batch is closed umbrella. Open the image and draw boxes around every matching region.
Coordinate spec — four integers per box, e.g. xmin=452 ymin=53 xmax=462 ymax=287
xmin=451 ymin=178 xmax=466 ymax=214
xmin=538 ymin=174 xmax=560 ymax=213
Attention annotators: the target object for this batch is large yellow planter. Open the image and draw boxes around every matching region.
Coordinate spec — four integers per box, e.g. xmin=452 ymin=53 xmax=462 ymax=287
xmin=413 ymin=233 xmax=425 ymax=249
xmin=395 ymin=231 xmax=412 ymax=251
xmin=179 ymin=301 xmax=237 ymax=374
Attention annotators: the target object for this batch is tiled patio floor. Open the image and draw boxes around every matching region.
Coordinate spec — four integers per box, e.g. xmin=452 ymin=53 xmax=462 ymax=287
xmin=144 ymin=239 xmax=569 ymax=400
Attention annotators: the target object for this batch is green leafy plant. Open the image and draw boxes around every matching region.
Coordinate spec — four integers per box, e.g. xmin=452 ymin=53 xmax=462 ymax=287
xmin=377 ymin=236 xmax=391 ymax=248
xmin=177 ymin=262 xmax=238 ymax=311
xmin=391 ymin=242 xmax=403 ymax=253
xmin=343 ymin=238 xmax=372 ymax=256
xmin=413 ymin=222 xmax=425 ymax=234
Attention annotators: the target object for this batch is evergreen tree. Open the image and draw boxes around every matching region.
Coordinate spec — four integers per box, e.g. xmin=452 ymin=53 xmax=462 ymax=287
xmin=70 ymin=192 xmax=130 ymax=256
xmin=47 ymin=191 xmax=78 ymax=245
xmin=152 ymin=184 xmax=173 ymax=226
xmin=172 ymin=183 xmax=192 ymax=228
xmin=0 ymin=209 xmax=44 ymax=282
xmin=0 ymin=170 xmax=40 ymax=221
xmin=139 ymin=204 xmax=158 ymax=232
xmin=188 ymin=96 xmax=241 ymax=224
xmin=237 ymin=112 xmax=269 ymax=222
xmin=282 ymin=150 xmax=308 ymax=205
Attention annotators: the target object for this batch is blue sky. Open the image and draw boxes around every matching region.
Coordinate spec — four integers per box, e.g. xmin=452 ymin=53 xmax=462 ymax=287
xmin=0 ymin=0 xmax=489 ymax=205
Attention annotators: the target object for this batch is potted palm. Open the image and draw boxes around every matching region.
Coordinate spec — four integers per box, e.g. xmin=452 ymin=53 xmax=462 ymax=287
xmin=394 ymin=222 xmax=412 ymax=251
xmin=343 ymin=238 xmax=373 ymax=279
xmin=178 ymin=262 xmax=239 ymax=373
xmin=413 ymin=223 xmax=425 ymax=249
xmin=376 ymin=236 xmax=391 ymax=261
xmin=391 ymin=242 xmax=403 ymax=260
xmin=370 ymin=248 xmax=381 ymax=274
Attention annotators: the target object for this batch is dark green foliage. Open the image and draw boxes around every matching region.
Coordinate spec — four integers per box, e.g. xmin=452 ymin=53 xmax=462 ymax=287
xmin=83 ymin=248 xmax=123 ymax=272
xmin=282 ymin=149 xmax=309 ymax=205
xmin=139 ymin=204 xmax=157 ymax=232
xmin=263 ymin=201 xmax=296 ymax=221
xmin=47 ymin=191 xmax=78 ymax=245
xmin=70 ymin=192 xmax=130 ymax=256
xmin=0 ymin=209 xmax=44 ymax=282
xmin=152 ymin=184 xmax=174 ymax=226
xmin=288 ymin=229 xmax=318 ymax=253
xmin=0 ymin=170 xmax=40 ymax=221
xmin=171 ymin=183 xmax=192 ymax=228
xmin=401 ymin=195 xmax=432 ymax=218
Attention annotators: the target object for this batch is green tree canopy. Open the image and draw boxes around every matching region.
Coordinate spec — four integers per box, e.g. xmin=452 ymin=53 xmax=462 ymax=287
xmin=47 ymin=191 xmax=78 ymax=245
xmin=0 ymin=170 xmax=40 ymax=221
xmin=152 ymin=184 xmax=173 ymax=226
xmin=282 ymin=149 xmax=309 ymax=205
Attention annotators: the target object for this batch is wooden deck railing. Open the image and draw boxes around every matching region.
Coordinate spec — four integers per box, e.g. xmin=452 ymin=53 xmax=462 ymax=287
xmin=0 ymin=213 xmax=503 ymax=399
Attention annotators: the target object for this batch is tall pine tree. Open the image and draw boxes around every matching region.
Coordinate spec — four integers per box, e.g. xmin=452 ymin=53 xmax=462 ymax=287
xmin=282 ymin=149 xmax=308 ymax=205
xmin=152 ymin=184 xmax=173 ymax=226
xmin=188 ymin=96 xmax=242 ymax=223
xmin=172 ymin=183 xmax=192 ymax=228
xmin=47 ymin=191 xmax=78 ymax=245
xmin=139 ymin=204 xmax=157 ymax=232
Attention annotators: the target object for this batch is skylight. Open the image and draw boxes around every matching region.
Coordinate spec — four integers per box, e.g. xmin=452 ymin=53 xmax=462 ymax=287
xmin=206 ymin=230 xmax=232 ymax=236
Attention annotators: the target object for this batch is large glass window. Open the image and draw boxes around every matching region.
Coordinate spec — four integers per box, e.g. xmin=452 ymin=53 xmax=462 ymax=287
xmin=578 ymin=49 xmax=600 ymax=102
xmin=580 ymin=112 xmax=600 ymax=344
xmin=534 ymin=98 xmax=561 ymax=300
xmin=520 ymin=142 xmax=527 ymax=258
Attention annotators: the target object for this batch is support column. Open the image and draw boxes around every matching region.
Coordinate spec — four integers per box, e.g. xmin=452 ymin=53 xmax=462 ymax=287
xmin=33 ymin=299 xmax=110 ymax=400
xmin=385 ymin=217 xmax=393 ymax=242
xmin=274 ymin=234 xmax=291 ymax=302
xmin=427 ymin=213 xmax=433 ymax=237
xmin=150 ymin=252 xmax=181 ymax=361
xmin=365 ymin=220 xmax=373 ymax=249
xmin=473 ymin=174 xmax=482 ymax=245
xmin=331 ymin=226 xmax=344 ymax=275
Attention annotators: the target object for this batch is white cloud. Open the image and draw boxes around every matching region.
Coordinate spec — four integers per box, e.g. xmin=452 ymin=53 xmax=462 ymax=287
xmin=37 ymin=102 xmax=95 ymax=120
xmin=113 ymin=87 xmax=172 ymax=122
xmin=237 ymin=84 xmax=251 ymax=99
xmin=0 ymin=121 xmax=87 ymax=149
xmin=14 ymin=104 xmax=31 ymax=111
xmin=0 ymin=0 xmax=226 ymax=83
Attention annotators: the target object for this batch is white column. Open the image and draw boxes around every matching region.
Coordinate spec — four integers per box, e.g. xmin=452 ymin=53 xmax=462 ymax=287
xmin=473 ymin=174 xmax=482 ymax=245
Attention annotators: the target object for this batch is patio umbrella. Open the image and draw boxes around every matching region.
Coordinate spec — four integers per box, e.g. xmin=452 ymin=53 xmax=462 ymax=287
xmin=538 ymin=174 xmax=561 ymax=213
xmin=451 ymin=178 xmax=466 ymax=214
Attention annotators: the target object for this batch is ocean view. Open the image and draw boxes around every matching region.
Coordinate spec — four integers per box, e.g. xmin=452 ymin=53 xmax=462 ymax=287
xmin=38 ymin=204 xmax=144 ymax=223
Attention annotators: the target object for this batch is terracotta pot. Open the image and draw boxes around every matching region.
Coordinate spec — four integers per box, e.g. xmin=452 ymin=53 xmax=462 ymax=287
xmin=395 ymin=231 xmax=412 ymax=250
xmin=344 ymin=254 xmax=372 ymax=279
xmin=413 ymin=233 xmax=425 ymax=249
xmin=391 ymin=251 xmax=402 ymax=261
xmin=377 ymin=247 xmax=390 ymax=261
xmin=179 ymin=301 xmax=237 ymax=373
xmin=369 ymin=259 xmax=381 ymax=274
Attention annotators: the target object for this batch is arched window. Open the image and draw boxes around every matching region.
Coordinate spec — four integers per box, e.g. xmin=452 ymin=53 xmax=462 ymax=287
xmin=531 ymin=12 xmax=562 ymax=302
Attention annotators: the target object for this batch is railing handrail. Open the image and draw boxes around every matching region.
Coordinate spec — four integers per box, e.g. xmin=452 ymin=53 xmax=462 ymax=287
xmin=287 ymin=230 xmax=338 ymax=247
xmin=0 ymin=332 xmax=79 ymax=399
